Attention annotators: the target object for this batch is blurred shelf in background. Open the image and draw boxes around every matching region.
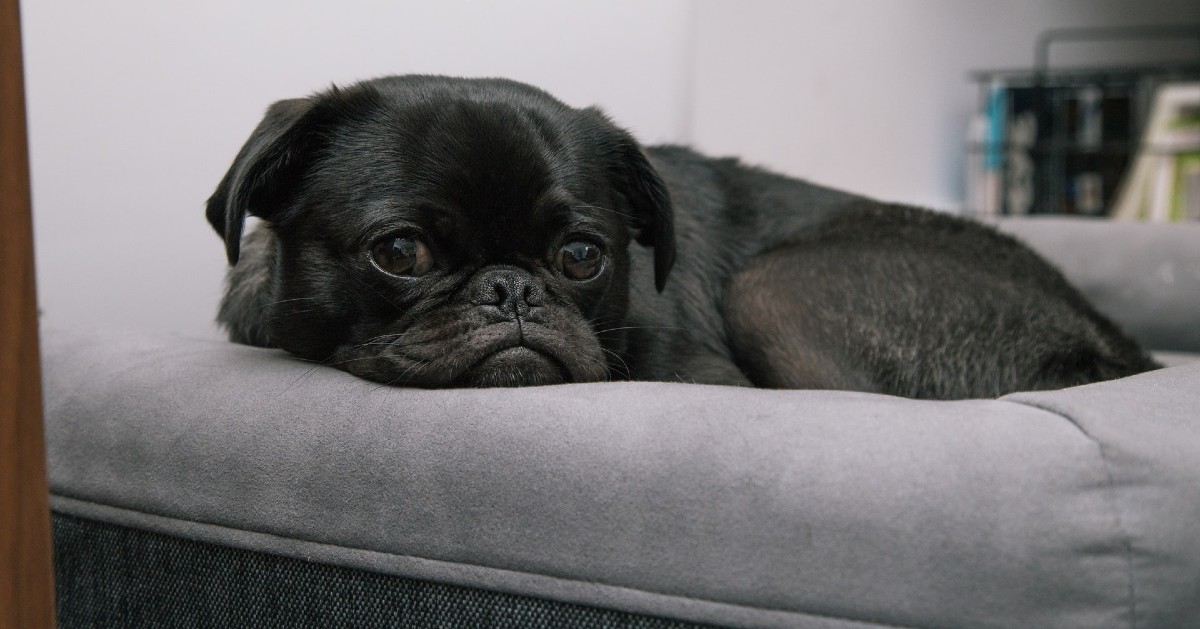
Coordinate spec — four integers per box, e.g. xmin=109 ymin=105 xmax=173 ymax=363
xmin=967 ymin=25 xmax=1200 ymax=220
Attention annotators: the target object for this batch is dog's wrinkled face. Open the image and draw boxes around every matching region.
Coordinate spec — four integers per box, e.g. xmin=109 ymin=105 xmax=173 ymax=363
xmin=207 ymin=76 xmax=674 ymax=387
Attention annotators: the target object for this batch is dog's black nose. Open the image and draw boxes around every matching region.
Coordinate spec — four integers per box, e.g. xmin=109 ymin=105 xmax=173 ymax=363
xmin=471 ymin=267 xmax=545 ymax=321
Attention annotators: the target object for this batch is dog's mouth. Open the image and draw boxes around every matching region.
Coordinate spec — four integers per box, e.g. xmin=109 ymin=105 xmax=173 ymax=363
xmin=334 ymin=319 xmax=606 ymax=388
xmin=456 ymin=345 xmax=571 ymax=388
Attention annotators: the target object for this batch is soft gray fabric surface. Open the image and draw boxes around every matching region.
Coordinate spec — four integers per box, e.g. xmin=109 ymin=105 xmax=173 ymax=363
xmin=994 ymin=217 xmax=1200 ymax=353
xmin=1152 ymin=351 xmax=1198 ymax=367
xmin=1008 ymin=370 xmax=1200 ymax=628
xmin=42 ymin=328 xmax=1200 ymax=629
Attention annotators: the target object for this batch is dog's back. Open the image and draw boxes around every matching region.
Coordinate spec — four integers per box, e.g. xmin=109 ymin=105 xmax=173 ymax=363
xmin=627 ymin=147 xmax=1159 ymax=398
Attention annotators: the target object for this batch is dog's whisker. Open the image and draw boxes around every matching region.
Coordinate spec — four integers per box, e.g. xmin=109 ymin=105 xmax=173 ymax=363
xmin=265 ymin=297 xmax=322 ymax=307
xmin=232 ymin=309 xmax=318 ymax=331
xmin=594 ymin=324 xmax=689 ymax=334
xmin=598 ymin=347 xmax=631 ymax=378
xmin=320 ymin=354 xmax=397 ymax=368
xmin=354 ymin=329 xmax=425 ymax=343
xmin=381 ymin=355 xmax=443 ymax=387
xmin=572 ymin=203 xmax=634 ymax=221
xmin=278 ymin=363 xmax=328 ymax=396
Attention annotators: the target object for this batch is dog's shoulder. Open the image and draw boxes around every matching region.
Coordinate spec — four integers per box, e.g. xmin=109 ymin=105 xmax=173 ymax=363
xmin=644 ymin=145 xmax=864 ymax=252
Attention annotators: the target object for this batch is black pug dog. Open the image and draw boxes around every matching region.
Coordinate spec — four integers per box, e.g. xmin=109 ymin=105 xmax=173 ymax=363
xmin=206 ymin=75 xmax=1158 ymax=398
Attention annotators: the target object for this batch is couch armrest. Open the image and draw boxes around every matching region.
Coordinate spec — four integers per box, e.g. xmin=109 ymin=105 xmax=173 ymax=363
xmin=994 ymin=217 xmax=1200 ymax=353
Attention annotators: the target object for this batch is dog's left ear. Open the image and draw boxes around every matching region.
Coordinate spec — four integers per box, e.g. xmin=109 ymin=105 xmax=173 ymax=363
xmin=597 ymin=120 xmax=676 ymax=292
xmin=206 ymin=98 xmax=315 ymax=266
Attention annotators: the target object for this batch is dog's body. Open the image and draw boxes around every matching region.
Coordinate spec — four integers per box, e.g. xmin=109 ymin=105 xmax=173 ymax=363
xmin=208 ymin=75 xmax=1158 ymax=399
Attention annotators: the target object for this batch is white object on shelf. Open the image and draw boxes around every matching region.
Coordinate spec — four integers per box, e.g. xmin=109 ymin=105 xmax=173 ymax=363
xmin=1112 ymin=82 xmax=1200 ymax=222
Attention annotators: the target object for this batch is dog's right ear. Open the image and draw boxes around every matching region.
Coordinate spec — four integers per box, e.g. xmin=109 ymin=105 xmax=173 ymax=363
xmin=206 ymin=98 xmax=315 ymax=265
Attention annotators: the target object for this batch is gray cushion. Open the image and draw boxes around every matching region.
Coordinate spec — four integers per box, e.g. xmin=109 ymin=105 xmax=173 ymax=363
xmin=994 ymin=217 xmax=1200 ymax=353
xmin=43 ymin=327 xmax=1200 ymax=628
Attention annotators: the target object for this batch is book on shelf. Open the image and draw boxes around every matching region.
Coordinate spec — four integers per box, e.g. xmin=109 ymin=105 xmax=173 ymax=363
xmin=1111 ymin=82 xmax=1200 ymax=222
xmin=966 ymin=71 xmax=1147 ymax=217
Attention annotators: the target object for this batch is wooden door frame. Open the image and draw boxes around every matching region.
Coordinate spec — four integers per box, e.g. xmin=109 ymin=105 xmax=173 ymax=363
xmin=0 ymin=0 xmax=57 ymax=625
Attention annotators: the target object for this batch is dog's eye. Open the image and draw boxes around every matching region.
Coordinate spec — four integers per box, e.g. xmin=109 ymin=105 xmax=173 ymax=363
xmin=557 ymin=240 xmax=603 ymax=281
xmin=371 ymin=236 xmax=433 ymax=277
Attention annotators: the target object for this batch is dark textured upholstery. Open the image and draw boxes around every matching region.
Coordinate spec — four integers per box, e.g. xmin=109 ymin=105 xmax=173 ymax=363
xmin=53 ymin=514 xmax=704 ymax=629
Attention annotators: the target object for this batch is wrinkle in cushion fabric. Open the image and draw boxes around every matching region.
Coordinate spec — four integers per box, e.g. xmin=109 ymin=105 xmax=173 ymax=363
xmin=41 ymin=328 xmax=1200 ymax=629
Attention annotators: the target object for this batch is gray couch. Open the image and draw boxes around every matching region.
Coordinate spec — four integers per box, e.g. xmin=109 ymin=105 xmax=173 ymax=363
xmin=43 ymin=217 xmax=1200 ymax=628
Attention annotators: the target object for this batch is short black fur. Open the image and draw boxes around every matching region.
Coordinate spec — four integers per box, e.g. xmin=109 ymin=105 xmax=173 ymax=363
xmin=207 ymin=75 xmax=1159 ymax=398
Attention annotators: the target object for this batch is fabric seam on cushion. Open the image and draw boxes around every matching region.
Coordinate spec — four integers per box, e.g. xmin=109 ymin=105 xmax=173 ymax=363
xmin=1001 ymin=398 xmax=1137 ymax=629
xmin=49 ymin=494 xmax=927 ymax=629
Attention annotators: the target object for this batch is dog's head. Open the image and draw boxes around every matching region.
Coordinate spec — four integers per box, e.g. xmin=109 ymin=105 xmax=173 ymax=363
xmin=206 ymin=76 xmax=674 ymax=387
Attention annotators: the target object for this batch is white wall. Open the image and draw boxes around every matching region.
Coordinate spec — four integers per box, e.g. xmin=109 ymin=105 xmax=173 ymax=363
xmin=22 ymin=0 xmax=692 ymax=337
xmin=690 ymin=0 xmax=1200 ymax=210
xmin=23 ymin=1 xmax=1200 ymax=337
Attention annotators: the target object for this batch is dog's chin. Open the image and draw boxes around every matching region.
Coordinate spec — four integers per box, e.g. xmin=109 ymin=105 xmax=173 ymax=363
xmin=458 ymin=347 xmax=569 ymax=388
